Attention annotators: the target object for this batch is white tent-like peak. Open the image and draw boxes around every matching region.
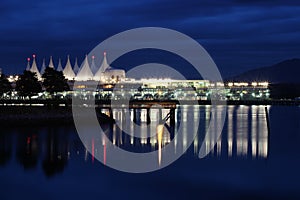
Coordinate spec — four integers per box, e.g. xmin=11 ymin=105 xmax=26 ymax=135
xmin=90 ymin=55 xmax=97 ymax=74
xmin=73 ymin=57 xmax=80 ymax=74
xmin=94 ymin=52 xmax=110 ymax=81
xmin=63 ymin=55 xmax=75 ymax=80
xmin=57 ymin=58 xmax=63 ymax=71
xmin=40 ymin=58 xmax=46 ymax=74
xmin=26 ymin=57 xmax=31 ymax=71
xmin=30 ymin=55 xmax=41 ymax=80
xmin=76 ymin=55 xmax=93 ymax=81
xmin=48 ymin=56 xmax=55 ymax=69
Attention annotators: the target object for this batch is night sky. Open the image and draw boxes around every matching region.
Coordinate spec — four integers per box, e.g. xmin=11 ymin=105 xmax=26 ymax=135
xmin=1 ymin=0 xmax=300 ymax=78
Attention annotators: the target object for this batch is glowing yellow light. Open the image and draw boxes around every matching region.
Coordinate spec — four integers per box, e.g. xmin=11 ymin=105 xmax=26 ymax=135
xmin=76 ymin=85 xmax=86 ymax=89
xmin=233 ymin=82 xmax=248 ymax=87
xmin=252 ymin=82 xmax=258 ymax=87
xmin=216 ymin=82 xmax=224 ymax=87
xmin=157 ymin=124 xmax=164 ymax=166
xmin=258 ymin=82 xmax=269 ymax=87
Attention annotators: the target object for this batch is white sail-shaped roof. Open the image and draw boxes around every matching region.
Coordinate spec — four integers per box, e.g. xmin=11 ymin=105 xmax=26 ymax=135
xmin=94 ymin=52 xmax=109 ymax=81
xmin=40 ymin=58 xmax=46 ymax=74
xmin=90 ymin=56 xmax=97 ymax=74
xmin=57 ymin=58 xmax=63 ymax=71
xmin=76 ymin=55 xmax=93 ymax=81
xmin=48 ymin=56 xmax=55 ymax=69
xmin=30 ymin=55 xmax=41 ymax=80
xmin=63 ymin=55 xmax=75 ymax=80
xmin=73 ymin=57 xmax=80 ymax=74
xmin=26 ymin=58 xmax=30 ymax=71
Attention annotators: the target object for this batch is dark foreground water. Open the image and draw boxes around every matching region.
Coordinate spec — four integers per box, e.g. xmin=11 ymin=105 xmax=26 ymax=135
xmin=0 ymin=105 xmax=300 ymax=199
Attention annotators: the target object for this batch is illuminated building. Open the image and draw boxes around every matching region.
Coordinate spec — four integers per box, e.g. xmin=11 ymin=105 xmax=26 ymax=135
xmin=225 ymin=81 xmax=270 ymax=100
xmin=56 ymin=58 xmax=63 ymax=71
xmin=29 ymin=54 xmax=41 ymax=80
xmin=62 ymin=55 xmax=76 ymax=80
xmin=1 ymin=52 xmax=270 ymax=101
xmin=48 ymin=56 xmax=55 ymax=69
xmin=94 ymin=52 xmax=125 ymax=82
xmin=76 ymin=55 xmax=94 ymax=81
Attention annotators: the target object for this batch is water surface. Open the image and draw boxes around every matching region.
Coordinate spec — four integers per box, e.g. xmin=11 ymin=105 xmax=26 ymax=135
xmin=0 ymin=105 xmax=299 ymax=199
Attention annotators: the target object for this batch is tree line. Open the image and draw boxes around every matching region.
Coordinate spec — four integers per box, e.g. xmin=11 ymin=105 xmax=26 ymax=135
xmin=0 ymin=67 xmax=70 ymax=99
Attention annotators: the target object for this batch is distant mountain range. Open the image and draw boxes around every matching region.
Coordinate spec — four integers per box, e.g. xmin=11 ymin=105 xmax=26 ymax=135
xmin=228 ymin=58 xmax=300 ymax=83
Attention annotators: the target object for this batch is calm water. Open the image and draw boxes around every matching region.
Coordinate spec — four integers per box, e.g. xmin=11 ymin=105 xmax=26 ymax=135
xmin=0 ymin=105 xmax=300 ymax=199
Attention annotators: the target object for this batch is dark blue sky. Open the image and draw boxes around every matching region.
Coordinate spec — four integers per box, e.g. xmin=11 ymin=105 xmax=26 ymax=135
xmin=1 ymin=0 xmax=300 ymax=78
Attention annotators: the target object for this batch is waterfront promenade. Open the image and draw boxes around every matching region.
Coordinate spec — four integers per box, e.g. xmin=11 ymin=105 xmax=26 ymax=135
xmin=0 ymin=99 xmax=299 ymax=107
xmin=0 ymin=98 xmax=298 ymax=126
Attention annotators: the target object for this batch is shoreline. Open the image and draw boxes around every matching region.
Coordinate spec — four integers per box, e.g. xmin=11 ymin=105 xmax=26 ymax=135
xmin=0 ymin=100 xmax=298 ymax=126
xmin=0 ymin=106 xmax=114 ymax=126
xmin=0 ymin=99 xmax=299 ymax=106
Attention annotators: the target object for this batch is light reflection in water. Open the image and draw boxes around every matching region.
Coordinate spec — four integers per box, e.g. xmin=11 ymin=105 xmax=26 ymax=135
xmin=252 ymin=106 xmax=258 ymax=157
xmin=230 ymin=105 xmax=269 ymax=158
xmin=107 ymin=105 xmax=269 ymax=165
xmin=0 ymin=105 xmax=270 ymax=176
xmin=227 ymin=106 xmax=233 ymax=157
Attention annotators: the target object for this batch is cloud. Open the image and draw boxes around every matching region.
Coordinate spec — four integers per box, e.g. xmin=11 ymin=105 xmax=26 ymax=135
xmin=0 ymin=0 xmax=300 ymax=77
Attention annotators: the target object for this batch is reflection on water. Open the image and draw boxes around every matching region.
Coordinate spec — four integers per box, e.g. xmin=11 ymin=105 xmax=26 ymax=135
xmin=110 ymin=105 xmax=269 ymax=162
xmin=0 ymin=105 xmax=269 ymax=177
xmin=226 ymin=105 xmax=269 ymax=158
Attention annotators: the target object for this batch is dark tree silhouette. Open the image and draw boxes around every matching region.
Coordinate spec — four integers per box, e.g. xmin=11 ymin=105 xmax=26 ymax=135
xmin=0 ymin=74 xmax=12 ymax=97
xmin=15 ymin=70 xmax=42 ymax=98
xmin=42 ymin=67 xmax=69 ymax=94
